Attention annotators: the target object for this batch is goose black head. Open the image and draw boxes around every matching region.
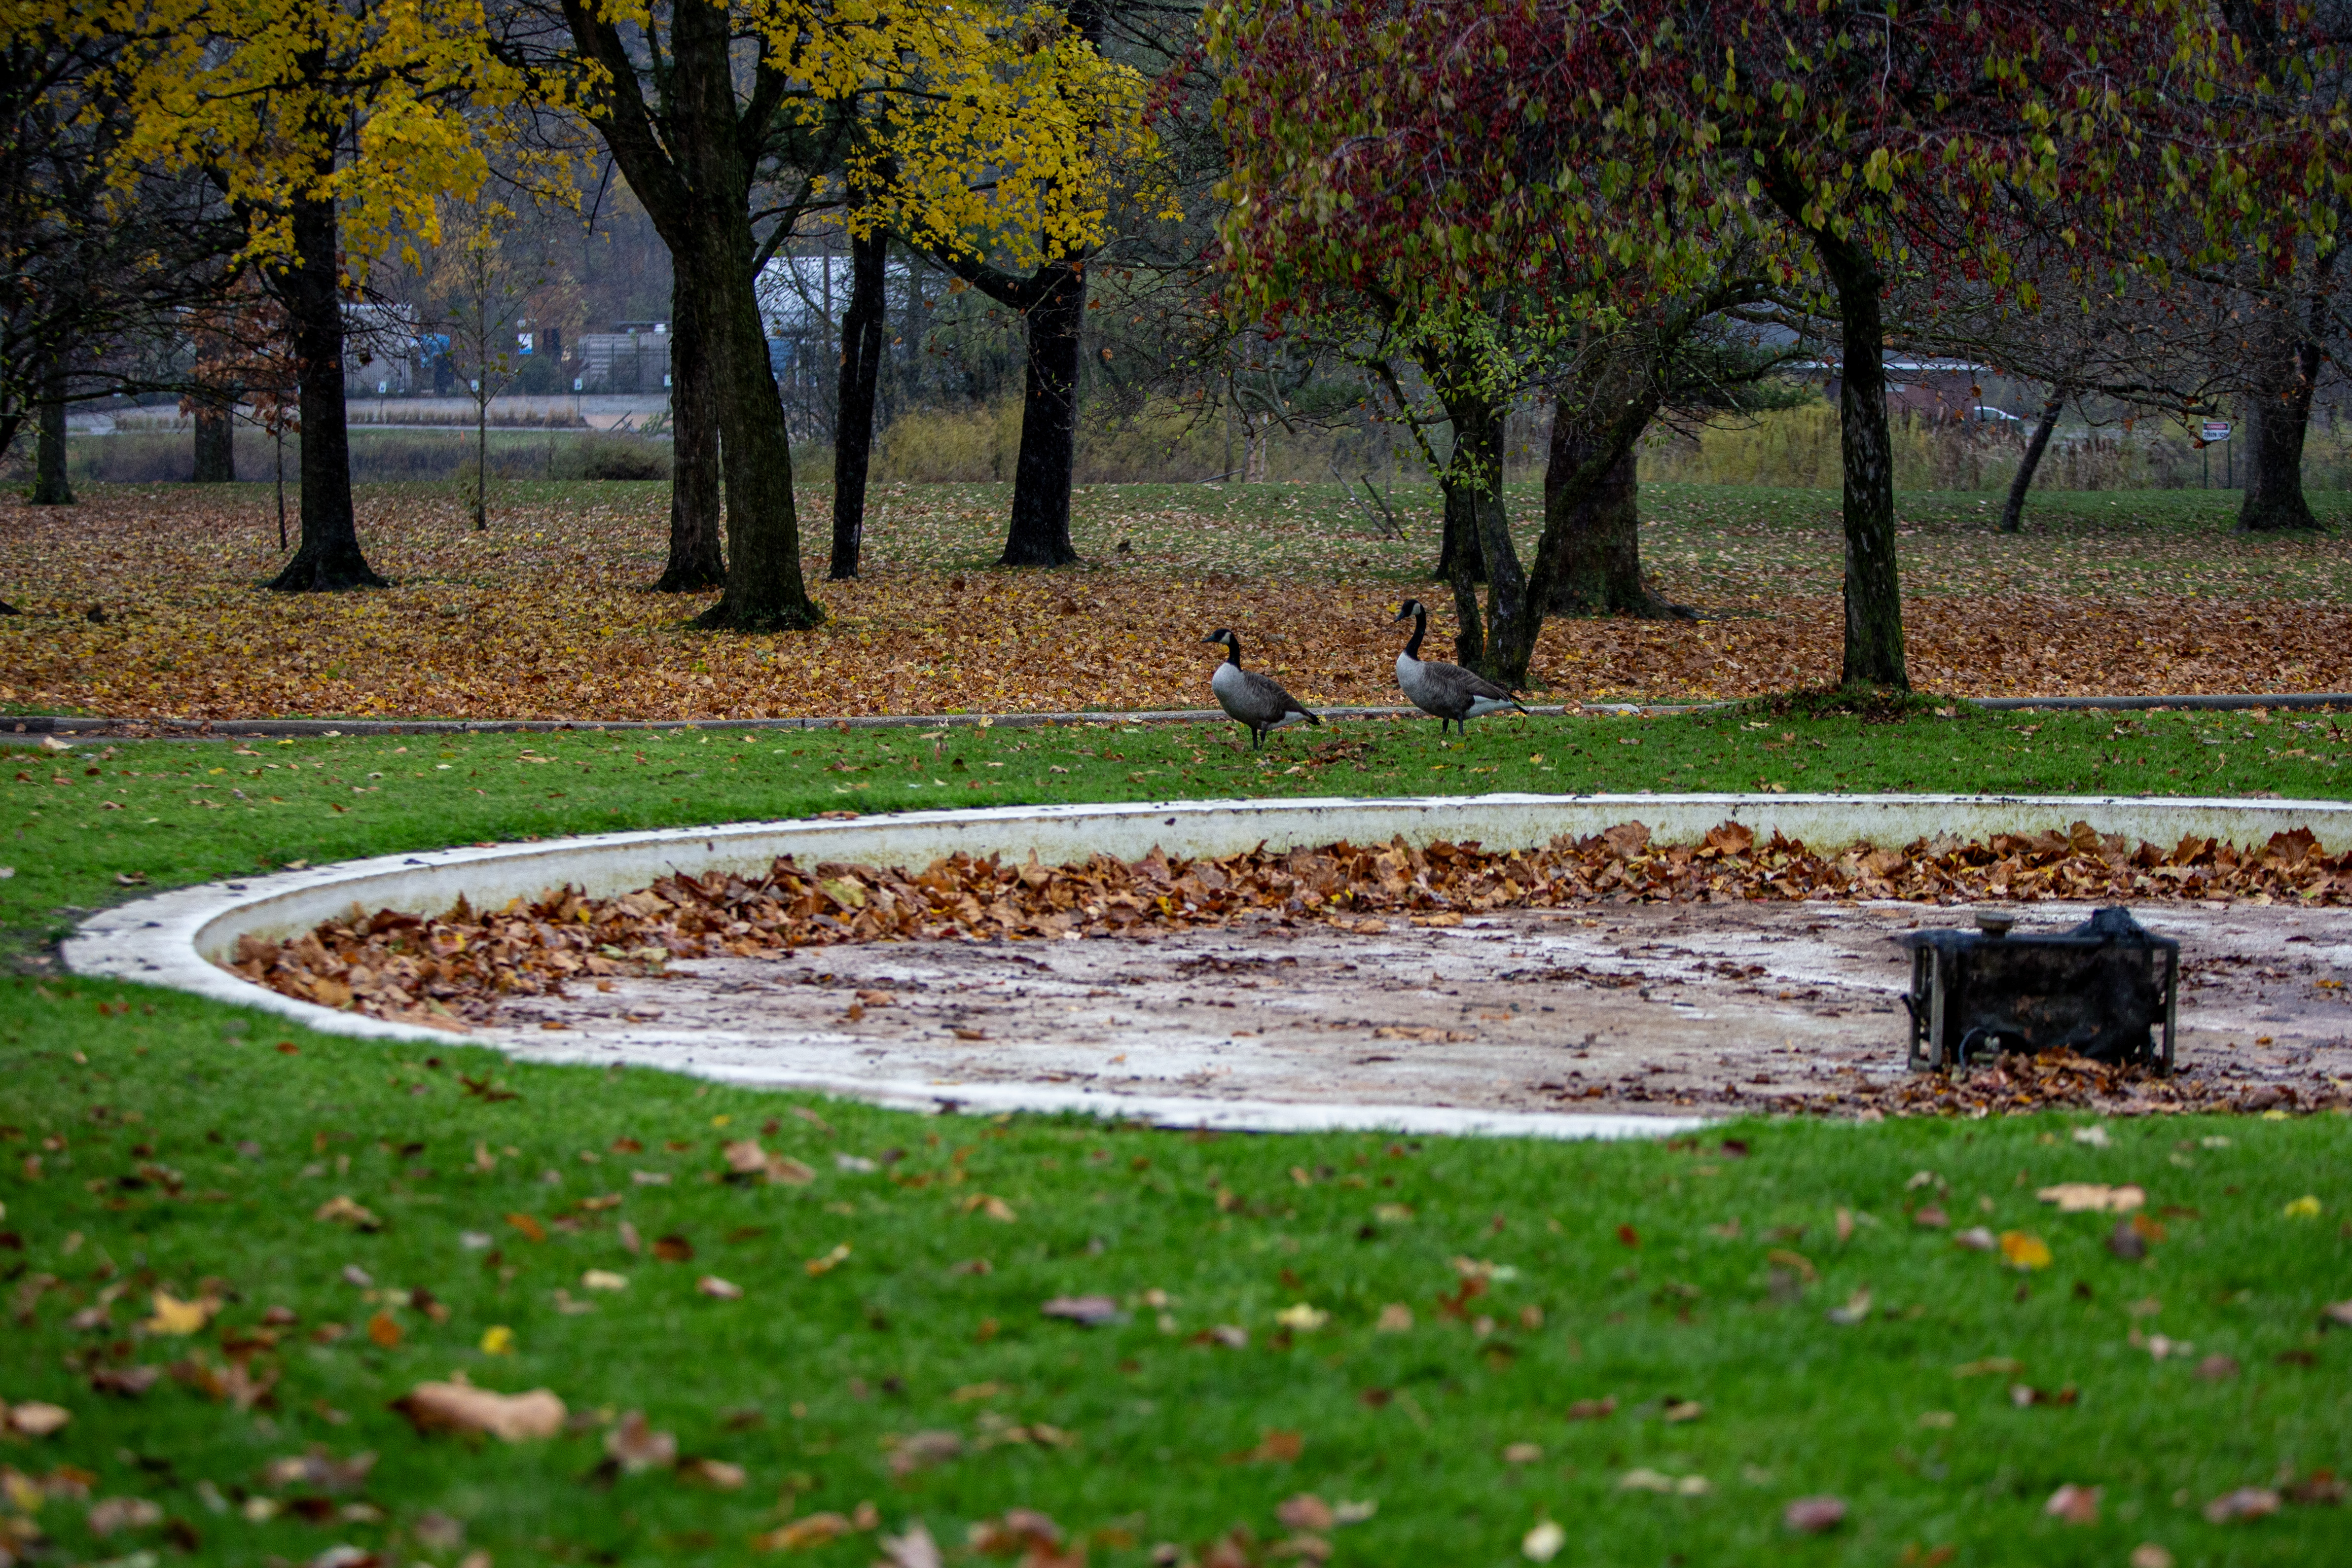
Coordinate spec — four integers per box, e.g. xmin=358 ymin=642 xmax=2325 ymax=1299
xmin=1391 ymin=598 xmax=1426 ymax=626
xmin=1200 ymin=628 xmax=1236 ymax=648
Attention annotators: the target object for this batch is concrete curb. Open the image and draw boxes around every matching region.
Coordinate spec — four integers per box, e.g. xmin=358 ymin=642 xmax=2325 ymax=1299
xmin=64 ymin=791 xmax=2352 ymax=1135
xmin=11 ymin=692 xmax=2352 ymax=740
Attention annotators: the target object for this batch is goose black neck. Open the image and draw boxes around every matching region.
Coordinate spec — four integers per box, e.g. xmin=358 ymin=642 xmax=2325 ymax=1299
xmin=1403 ymin=606 xmax=1426 ymax=660
xmin=1223 ymin=635 xmax=1243 ymax=668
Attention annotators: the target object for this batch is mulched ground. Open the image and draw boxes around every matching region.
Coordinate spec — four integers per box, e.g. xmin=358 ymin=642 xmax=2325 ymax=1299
xmin=233 ymin=819 xmax=2352 ymax=1117
xmin=5 ymin=486 xmax=2351 ymax=720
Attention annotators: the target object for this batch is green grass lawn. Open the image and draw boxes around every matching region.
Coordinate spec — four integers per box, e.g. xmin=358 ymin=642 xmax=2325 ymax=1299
xmin=6 ymin=708 xmax=2351 ymax=1567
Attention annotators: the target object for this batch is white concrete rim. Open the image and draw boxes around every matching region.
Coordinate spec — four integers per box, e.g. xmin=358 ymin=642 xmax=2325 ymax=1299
xmin=64 ymin=791 xmax=2352 ymax=1138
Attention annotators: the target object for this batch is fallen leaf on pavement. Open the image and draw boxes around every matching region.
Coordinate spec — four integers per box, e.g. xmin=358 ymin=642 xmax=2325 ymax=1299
xmin=2045 ymin=1484 xmax=2100 ymax=1524
xmin=389 ymin=1381 xmax=565 ymax=1440
xmin=1783 ymin=1496 xmax=1847 ymax=1533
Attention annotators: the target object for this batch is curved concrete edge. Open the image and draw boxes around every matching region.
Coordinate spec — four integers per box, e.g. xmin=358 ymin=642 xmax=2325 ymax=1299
xmin=64 ymin=790 xmax=2352 ymax=1133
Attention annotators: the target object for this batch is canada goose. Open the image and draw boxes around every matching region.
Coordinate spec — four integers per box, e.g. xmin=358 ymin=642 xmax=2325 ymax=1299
xmin=1200 ymin=628 xmax=1321 ymax=749
xmin=1391 ymin=599 xmax=1527 ymax=734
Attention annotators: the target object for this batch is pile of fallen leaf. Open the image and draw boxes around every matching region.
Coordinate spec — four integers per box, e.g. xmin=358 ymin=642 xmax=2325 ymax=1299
xmin=236 ymin=817 xmax=2352 ymax=1054
xmin=10 ymin=486 xmax=2352 ymax=719
xmin=1699 ymin=1047 xmax=2330 ymax=1119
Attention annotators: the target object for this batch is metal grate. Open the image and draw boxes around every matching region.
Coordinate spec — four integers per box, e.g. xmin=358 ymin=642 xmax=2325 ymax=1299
xmin=1894 ymin=907 xmax=2178 ymax=1073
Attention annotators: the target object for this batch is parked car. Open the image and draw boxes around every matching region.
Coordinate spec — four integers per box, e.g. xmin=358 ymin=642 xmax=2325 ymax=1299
xmin=1968 ymin=405 xmax=2025 ymax=425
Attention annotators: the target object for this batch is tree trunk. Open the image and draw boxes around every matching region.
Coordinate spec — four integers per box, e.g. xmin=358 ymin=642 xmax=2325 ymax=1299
xmin=1495 ymin=378 xmax=1667 ymax=685
xmin=685 ymin=217 xmax=822 ymax=630
xmin=653 ymin=273 xmax=725 ymax=591
xmin=830 ymin=223 xmax=887 ymax=579
xmin=1998 ymin=386 xmax=2065 ymax=534
xmin=31 ymin=355 xmax=72 ymax=506
xmin=2237 ymin=329 xmax=2323 ymax=533
xmin=1000 ymin=259 xmax=1086 ymax=567
xmin=267 ymin=180 xmax=383 ymax=592
xmin=1544 ymin=392 xmax=1687 ymax=618
xmin=1817 ymin=238 xmax=1907 ymax=689
xmin=192 ymin=400 xmax=236 ymax=483
xmin=1439 ymin=388 xmax=1524 ymax=682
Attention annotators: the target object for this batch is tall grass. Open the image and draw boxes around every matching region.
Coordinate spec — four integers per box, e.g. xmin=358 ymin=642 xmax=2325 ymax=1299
xmin=1638 ymin=402 xmax=2352 ymax=492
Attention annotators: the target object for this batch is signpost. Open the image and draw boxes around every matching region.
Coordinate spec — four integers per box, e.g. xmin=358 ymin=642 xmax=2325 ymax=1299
xmin=2199 ymin=420 xmax=2232 ymax=489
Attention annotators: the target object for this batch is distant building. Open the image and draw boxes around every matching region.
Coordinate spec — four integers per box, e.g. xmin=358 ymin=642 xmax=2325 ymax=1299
xmin=574 ymin=322 xmax=670 ymax=393
xmin=1798 ymin=359 xmax=1991 ymax=422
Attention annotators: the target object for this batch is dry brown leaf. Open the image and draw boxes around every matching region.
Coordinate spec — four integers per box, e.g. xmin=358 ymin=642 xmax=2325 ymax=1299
xmin=388 ymin=1381 xmax=565 ymax=1441
xmin=697 ymin=1275 xmax=744 ymax=1300
xmin=1039 ymin=1295 xmax=1120 ymax=1326
xmin=85 ymin=1496 xmax=162 ymax=1535
xmin=2037 ymin=1183 xmax=2146 ymax=1214
xmin=1 ymin=1401 xmax=71 ymax=1437
xmin=1782 ymin=1496 xmax=1847 ymax=1533
xmin=2204 ymin=1487 xmax=2283 ymax=1524
xmin=605 ymin=1411 xmax=677 ymax=1472
xmin=1277 ymin=1495 xmax=1336 ymax=1532
xmin=876 ymin=1521 xmax=942 ymax=1568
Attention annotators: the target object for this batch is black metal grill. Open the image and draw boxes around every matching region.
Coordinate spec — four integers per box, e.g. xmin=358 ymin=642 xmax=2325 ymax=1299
xmin=1894 ymin=907 xmax=2178 ymax=1072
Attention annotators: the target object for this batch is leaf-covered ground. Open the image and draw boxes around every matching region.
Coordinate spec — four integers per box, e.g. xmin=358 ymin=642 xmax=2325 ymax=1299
xmin=5 ymin=982 xmax=2351 ymax=1568
xmin=8 ymin=482 xmax=2352 ymax=720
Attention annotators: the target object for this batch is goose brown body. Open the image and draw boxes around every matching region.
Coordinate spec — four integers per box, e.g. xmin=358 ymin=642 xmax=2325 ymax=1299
xmin=1391 ymin=599 xmax=1527 ymax=734
xmin=1200 ymin=628 xmax=1320 ymax=748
